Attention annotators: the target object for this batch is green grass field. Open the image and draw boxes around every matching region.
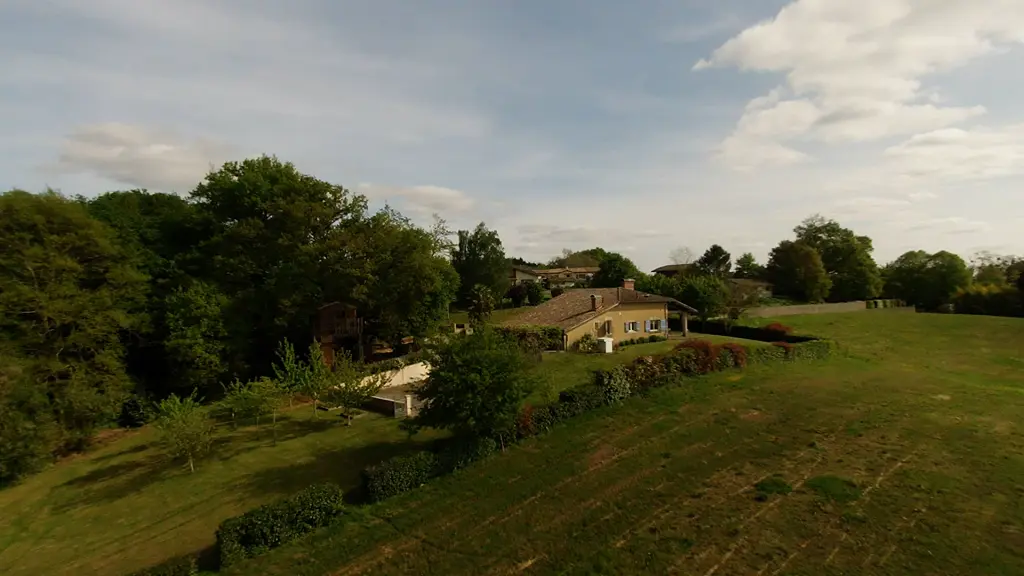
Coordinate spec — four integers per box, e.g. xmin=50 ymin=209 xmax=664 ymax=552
xmin=0 ymin=329 xmax=752 ymax=575
xmin=5 ymin=311 xmax=1023 ymax=575
xmin=219 ymin=311 xmax=1024 ymax=575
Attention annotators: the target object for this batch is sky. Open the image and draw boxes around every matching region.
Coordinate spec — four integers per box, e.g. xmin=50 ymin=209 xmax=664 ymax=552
xmin=2 ymin=0 xmax=1023 ymax=272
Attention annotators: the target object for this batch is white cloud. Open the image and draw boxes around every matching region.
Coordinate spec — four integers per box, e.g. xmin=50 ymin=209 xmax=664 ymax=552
xmin=907 ymin=216 xmax=992 ymax=235
xmin=356 ymin=183 xmax=476 ymax=216
xmin=696 ymin=0 xmax=1024 ymax=169
xmin=47 ymin=123 xmax=232 ymax=192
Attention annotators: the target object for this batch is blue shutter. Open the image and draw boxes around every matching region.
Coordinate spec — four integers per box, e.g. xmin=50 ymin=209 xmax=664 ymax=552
xmin=644 ymin=320 xmax=651 ymax=332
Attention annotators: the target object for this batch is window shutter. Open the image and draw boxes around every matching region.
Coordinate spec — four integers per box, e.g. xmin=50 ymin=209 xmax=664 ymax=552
xmin=624 ymin=322 xmax=629 ymax=333
xmin=644 ymin=320 xmax=650 ymax=332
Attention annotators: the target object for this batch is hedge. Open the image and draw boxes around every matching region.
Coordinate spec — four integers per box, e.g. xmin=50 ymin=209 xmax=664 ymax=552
xmin=128 ymin=555 xmax=197 ymax=576
xmin=361 ymin=451 xmax=439 ymax=503
xmin=494 ymin=325 xmax=564 ymax=351
xmin=616 ymin=334 xmax=666 ymax=348
xmin=686 ymin=321 xmax=816 ymax=343
xmin=215 ymin=483 xmax=345 ymax=568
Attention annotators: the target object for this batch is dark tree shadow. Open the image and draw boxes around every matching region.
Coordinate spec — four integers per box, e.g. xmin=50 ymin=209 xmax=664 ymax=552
xmin=230 ymin=439 xmax=428 ymax=505
xmin=89 ymin=442 xmax=152 ymax=464
xmin=53 ymin=453 xmax=171 ymax=513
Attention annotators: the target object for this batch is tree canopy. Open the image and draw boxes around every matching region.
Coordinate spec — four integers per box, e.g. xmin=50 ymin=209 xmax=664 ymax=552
xmin=765 ymin=240 xmax=832 ymax=303
xmin=694 ymin=244 xmax=732 ymax=277
xmin=591 ymin=253 xmax=642 ymax=288
xmin=794 ymin=215 xmax=882 ymax=302
xmin=883 ymin=250 xmax=972 ymax=310
xmin=451 ymin=223 xmax=508 ymax=308
xmin=733 ymin=252 xmax=765 ymax=280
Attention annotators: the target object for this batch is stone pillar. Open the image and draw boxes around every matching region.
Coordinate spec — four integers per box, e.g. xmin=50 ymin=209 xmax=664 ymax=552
xmin=683 ymin=313 xmax=689 ymax=337
xmin=404 ymin=394 xmax=416 ymax=418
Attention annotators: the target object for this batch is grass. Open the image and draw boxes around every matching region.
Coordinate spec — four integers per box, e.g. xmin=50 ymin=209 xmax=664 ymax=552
xmin=448 ymin=307 xmax=526 ymax=325
xmin=217 ymin=310 xmax=1024 ymax=575
xmin=0 ymin=409 xmax=443 ymax=576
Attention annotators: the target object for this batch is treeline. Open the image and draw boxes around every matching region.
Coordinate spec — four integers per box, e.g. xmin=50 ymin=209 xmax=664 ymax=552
xmin=0 ymin=156 xmax=469 ymax=484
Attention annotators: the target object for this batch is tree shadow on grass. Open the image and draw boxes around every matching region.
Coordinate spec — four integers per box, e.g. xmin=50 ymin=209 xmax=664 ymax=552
xmin=51 ymin=452 xmax=171 ymax=513
xmin=231 ymin=438 xmax=429 ymax=505
xmin=211 ymin=416 xmax=339 ymax=461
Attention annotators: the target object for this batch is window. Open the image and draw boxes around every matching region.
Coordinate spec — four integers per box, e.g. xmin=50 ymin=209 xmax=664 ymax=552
xmin=624 ymin=321 xmax=640 ymax=333
xmin=648 ymin=319 xmax=662 ymax=332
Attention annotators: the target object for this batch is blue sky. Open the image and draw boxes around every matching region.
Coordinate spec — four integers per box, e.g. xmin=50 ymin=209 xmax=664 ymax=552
xmin=2 ymin=0 xmax=1022 ymax=272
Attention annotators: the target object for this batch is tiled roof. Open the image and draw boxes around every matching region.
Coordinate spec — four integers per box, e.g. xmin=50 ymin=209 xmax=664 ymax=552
xmin=502 ymin=288 xmax=696 ymax=331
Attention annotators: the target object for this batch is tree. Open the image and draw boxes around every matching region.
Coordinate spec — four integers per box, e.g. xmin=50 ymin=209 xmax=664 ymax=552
xmin=679 ymin=275 xmax=729 ymax=324
xmin=635 ymin=273 xmax=679 ymax=299
xmin=695 ymin=245 xmax=732 ymax=277
xmin=508 ymin=256 xmax=541 ymax=268
xmin=724 ymin=282 xmax=762 ymax=329
xmin=794 ymin=215 xmax=882 ymax=301
xmin=155 ymin=391 xmax=215 ymax=473
xmin=971 ymin=251 xmax=1022 ymax=286
xmin=451 ymin=223 xmax=508 ymax=308
xmin=765 ymin=241 xmax=831 ymax=303
xmin=0 ymin=354 xmax=59 ymax=486
xmin=411 ymin=329 xmax=535 ymax=447
xmin=357 ymin=209 xmax=459 ymax=351
xmin=0 ymin=190 xmax=147 ymax=453
xmin=592 ymin=253 xmax=642 ymax=288
xmin=300 ymin=342 xmax=332 ymax=419
xmin=548 ymin=247 xmax=609 ymax=268
xmin=506 ymin=283 xmax=529 ymax=308
xmin=324 ymin=351 xmax=390 ymax=426
xmin=220 ymin=376 xmax=284 ymax=441
xmin=883 ymin=250 xmax=972 ymax=310
xmin=524 ymin=281 xmax=544 ymax=306
xmin=468 ymin=285 xmax=496 ymax=325
xmin=734 ymin=252 xmax=765 ymax=280
xmin=163 ymin=282 xmax=228 ymax=397
xmin=272 ymin=339 xmax=310 ymax=407
xmin=190 ymin=155 xmax=370 ymax=380
xmin=669 ymin=247 xmax=695 ymax=266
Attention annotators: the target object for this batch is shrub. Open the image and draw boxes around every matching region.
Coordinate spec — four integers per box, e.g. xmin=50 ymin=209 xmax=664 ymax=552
xmin=551 ymin=287 xmax=565 ymax=298
xmin=436 ymin=436 xmax=499 ymax=473
xmin=720 ymin=343 xmax=748 ymax=368
xmin=216 ymin=483 xmax=345 ymax=567
xmin=494 ymin=325 xmax=564 ymax=351
xmin=515 ymin=404 xmax=538 ymax=439
xmin=596 ymin=366 xmax=634 ymax=404
xmin=361 ymin=451 xmax=439 ymax=503
xmin=118 ymin=394 xmax=153 ymax=428
xmin=951 ymin=285 xmax=1022 ymax=318
xmin=672 ymin=339 xmax=723 ymax=374
xmin=763 ymin=322 xmax=794 ymax=336
xmin=771 ymin=341 xmax=795 ymax=359
xmin=748 ymin=345 xmax=787 ymax=364
xmin=647 ymin=334 xmax=666 ymax=343
xmin=129 ymin=555 xmax=198 ymax=576
xmin=558 ymin=385 xmax=607 ymax=417
xmin=793 ymin=339 xmax=837 ymax=360
xmin=574 ymin=333 xmax=598 ymax=353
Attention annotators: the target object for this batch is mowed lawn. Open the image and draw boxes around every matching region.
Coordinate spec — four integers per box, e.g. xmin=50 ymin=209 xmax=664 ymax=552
xmin=0 ymin=330 xmax=749 ymax=575
xmin=223 ymin=311 xmax=1024 ymax=576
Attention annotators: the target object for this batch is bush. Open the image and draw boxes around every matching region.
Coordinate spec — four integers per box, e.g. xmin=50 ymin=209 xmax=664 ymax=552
xmin=361 ymin=451 xmax=439 ymax=503
xmin=793 ymin=339 xmax=837 ymax=360
xmin=574 ymin=333 xmax=598 ymax=353
xmin=118 ymin=394 xmax=153 ymax=428
xmin=436 ymin=436 xmax=499 ymax=473
xmin=720 ymin=343 xmax=748 ymax=368
xmin=771 ymin=341 xmax=795 ymax=359
xmin=951 ymin=285 xmax=1022 ymax=318
xmin=494 ymin=325 xmax=564 ymax=351
xmin=216 ymin=483 xmax=345 ymax=567
xmin=763 ymin=322 xmax=794 ymax=336
xmin=515 ymin=404 xmax=538 ymax=439
xmin=551 ymin=287 xmax=565 ymax=298
xmin=596 ymin=366 xmax=634 ymax=404
xmin=647 ymin=334 xmax=666 ymax=343
xmin=557 ymin=385 xmax=607 ymax=417
xmin=129 ymin=555 xmax=198 ymax=576
xmin=672 ymin=339 xmax=724 ymax=374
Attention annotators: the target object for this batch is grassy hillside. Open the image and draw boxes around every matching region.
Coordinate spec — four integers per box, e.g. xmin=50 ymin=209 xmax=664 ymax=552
xmin=221 ymin=311 xmax=1024 ymax=575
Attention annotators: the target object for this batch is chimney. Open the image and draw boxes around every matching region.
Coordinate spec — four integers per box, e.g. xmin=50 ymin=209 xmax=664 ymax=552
xmin=590 ymin=294 xmax=602 ymax=311
xmin=622 ymin=278 xmax=635 ymax=291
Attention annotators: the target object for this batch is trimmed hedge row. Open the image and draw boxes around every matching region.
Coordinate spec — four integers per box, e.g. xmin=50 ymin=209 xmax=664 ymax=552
xmin=686 ymin=321 xmax=817 ymax=343
xmin=615 ymin=334 xmax=666 ymax=348
xmin=361 ymin=437 xmax=500 ymax=502
xmin=494 ymin=325 xmax=564 ymax=351
xmin=215 ymin=483 xmax=345 ymax=567
xmin=866 ymin=299 xmax=906 ymax=309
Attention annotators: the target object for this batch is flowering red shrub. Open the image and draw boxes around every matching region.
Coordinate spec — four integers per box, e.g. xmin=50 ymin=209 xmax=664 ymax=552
xmin=673 ymin=339 xmax=722 ymax=374
xmin=771 ymin=341 xmax=795 ymax=359
xmin=763 ymin=322 xmax=794 ymax=335
xmin=515 ymin=405 xmax=537 ymax=438
xmin=721 ymin=342 xmax=748 ymax=368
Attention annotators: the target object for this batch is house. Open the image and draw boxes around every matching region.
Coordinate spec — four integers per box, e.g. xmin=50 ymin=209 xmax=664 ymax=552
xmin=509 ymin=265 xmax=541 ymax=285
xmin=651 ymin=263 xmax=695 ymax=278
xmin=313 ymin=302 xmax=362 ymax=366
xmin=532 ymin=266 xmax=600 ymax=288
xmin=502 ymin=279 xmax=698 ymax=349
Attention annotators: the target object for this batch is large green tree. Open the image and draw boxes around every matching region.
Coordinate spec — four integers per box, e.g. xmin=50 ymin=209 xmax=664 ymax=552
xmin=765 ymin=240 xmax=832 ymax=303
xmin=0 ymin=190 xmax=146 ymax=453
xmin=451 ymin=223 xmax=508 ymax=308
xmin=794 ymin=215 xmax=882 ymax=301
xmin=547 ymin=247 xmax=611 ymax=268
xmin=694 ymin=244 xmax=732 ymax=277
xmin=679 ymin=275 xmax=729 ymax=324
xmin=733 ymin=252 xmax=765 ymax=280
xmin=358 ymin=209 xmax=459 ymax=347
xmin=882 ymin=250 xmax=972 ymax=310
xmin=190 ymin=155 xmax=369 ymax=379
xmin=592 ymin=253 xmax=642 ymax=288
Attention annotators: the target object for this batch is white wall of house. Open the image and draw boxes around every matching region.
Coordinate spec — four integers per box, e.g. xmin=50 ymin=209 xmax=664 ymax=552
xmin=365 ymin=361 xmax=431 ymax=389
